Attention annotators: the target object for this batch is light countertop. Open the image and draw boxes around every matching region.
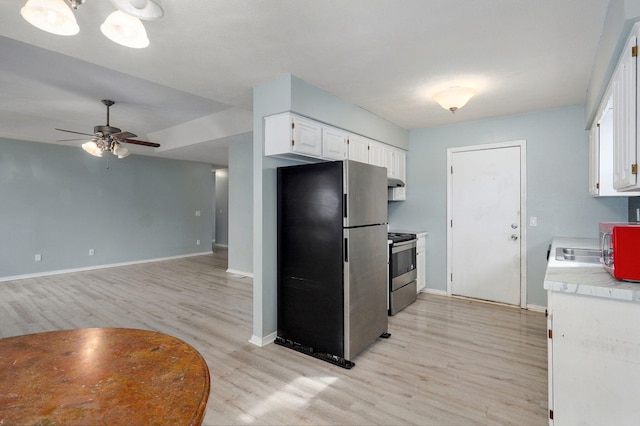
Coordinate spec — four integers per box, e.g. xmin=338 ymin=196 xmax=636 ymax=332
xmin=544 ymin=237 xmax=640 ymax=302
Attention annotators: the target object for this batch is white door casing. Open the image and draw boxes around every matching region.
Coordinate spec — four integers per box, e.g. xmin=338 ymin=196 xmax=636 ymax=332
xmin=447 ymin=141 xmax=527 ymax=307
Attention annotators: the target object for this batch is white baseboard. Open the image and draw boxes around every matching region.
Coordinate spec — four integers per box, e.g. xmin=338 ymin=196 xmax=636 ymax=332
xmin=249 ymin=331 xmax=277 ymax=347
xmin=0 ymin=251 xmax=213 ymax=283
xmin=526 ymin=304 xmax=547 ymax=313
xmin=226 ymin=269 xmax=254 ymax=278
xmin=421 ymin=287 xmax=448 ymax=296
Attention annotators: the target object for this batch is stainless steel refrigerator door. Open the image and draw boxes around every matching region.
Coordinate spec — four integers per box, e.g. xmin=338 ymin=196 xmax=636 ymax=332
xmin=343 ymin=160 xmax=387 ymax=228
xmin=343 ymin=224 xmax=388 ymax=360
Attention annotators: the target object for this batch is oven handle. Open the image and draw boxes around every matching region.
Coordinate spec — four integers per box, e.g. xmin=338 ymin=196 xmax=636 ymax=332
xmin=392 ymin=239 xmax=417 ymax=253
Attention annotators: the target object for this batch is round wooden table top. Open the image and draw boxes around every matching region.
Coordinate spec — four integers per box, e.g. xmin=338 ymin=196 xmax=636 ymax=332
xmin=0 ymin=328 xmax=210 ymax=425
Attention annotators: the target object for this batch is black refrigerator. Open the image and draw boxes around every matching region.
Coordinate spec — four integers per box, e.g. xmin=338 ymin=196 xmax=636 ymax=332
xmin=276 ymin=160 xmax=389 ymax=368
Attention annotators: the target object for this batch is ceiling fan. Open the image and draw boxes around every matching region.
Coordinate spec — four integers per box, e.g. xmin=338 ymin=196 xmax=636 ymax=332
xmin=56 ymin=99 xmax=161 ymax=158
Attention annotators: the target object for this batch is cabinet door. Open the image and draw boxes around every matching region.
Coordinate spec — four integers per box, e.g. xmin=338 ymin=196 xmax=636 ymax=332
xmin=347 ymin=134 xmax=370 ymax=163
xmin=382 ymin=145 xmax=395 ymax=177
xmin=368 ymin=140 xmax=386 ymax=169
xmin=589 ymin=121 xmax=601 ymax=196
xmin=322 ymin=127 xmax=347 ymax=160
xmin=392 ymin=147 xmax=406 ymax=181
xmin=612 ymin=34 xmax=638 ymax=190
xmin=292 ymin=116 xmax=323 ymax=157
xmin=416 ymin=236 xmax=426 ymax=292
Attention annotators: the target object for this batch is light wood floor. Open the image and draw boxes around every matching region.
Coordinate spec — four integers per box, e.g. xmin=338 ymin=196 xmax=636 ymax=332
xmin=0 ymin=250 xmax=548 ymax=425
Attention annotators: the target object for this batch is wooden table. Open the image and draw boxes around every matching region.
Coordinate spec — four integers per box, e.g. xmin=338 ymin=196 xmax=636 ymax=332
xmin=0 ymin=328 xmax=210 ymax=425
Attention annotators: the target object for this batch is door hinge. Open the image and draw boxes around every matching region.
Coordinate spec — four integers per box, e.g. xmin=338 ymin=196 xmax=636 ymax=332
xmin=291 ymin=122 xmax=295 ymax=129
xmin=347 ymin=138 xmax=350 ymax=144
xmin=291 ymin=139 xmax=295 ymax=147
xmin=632 ymin=45 xmax=638 ymax=57
xmin=596 ymin=182 xmax=600 ymax=189
xmin=450 ymin=219 xmax=453 ymax=227
xmin=451 ymin=165 xmax=453 ymax=174
xmin=548 ymin=329 xmax=553 ymax=339
xmin=632 ymin=164 xmax=638 ymax=175
xmin=549 ymin=409 xmax=554 ymax=420
xmin=450 ymin=273 xmax=453 ymax=281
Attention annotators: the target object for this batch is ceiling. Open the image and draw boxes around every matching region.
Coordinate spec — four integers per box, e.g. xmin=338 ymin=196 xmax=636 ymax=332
xmin=0 ymin=0 xmax=611 ymax=167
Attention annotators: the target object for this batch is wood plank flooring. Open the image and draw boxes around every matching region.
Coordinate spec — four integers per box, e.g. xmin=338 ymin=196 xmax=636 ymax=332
xmin=0 ymin=250 xmax=548 ymax=425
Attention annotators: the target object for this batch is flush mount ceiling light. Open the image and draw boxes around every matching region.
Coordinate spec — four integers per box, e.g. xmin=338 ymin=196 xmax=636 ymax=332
xmin=432 ymin=86 xmax=477 ymax=113
xmin=20 ymin=0 xmax=163 ymax=48
xmin=20 ymin=0 xmax=79 ymax=36
xmin=100 ymin=10 xmax=149 ymax=48
xmin=109 ymin=0 xmax=164 ymax=20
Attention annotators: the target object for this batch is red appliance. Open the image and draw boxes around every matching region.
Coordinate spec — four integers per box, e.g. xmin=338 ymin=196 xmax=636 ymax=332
xmin=599 ymin=222 xmax=640 ymax=282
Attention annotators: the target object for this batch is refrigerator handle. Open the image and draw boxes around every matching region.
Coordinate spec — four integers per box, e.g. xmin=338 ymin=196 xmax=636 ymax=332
xmin=344 ymin=238 xmax=348 ymax=262
xmin=343 ymin=193 xmax=347 ymax=218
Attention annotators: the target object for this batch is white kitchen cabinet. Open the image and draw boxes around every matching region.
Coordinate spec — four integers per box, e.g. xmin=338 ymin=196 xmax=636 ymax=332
xmin=612 ymin=27 xmax=638 ymax=191
xmin=347 ymin=134 xmax=371 ymax=163
xmin=547 ymin=291 xmax=640 ymax=425
xmin=322 ymin=126 xmax=347 ymax=160
xmin=416 ymin=233 xmax=427 ymax=292
xmin=265 ymin=112 xmax=322 ymax=159
xmin=368 ymin=140 xmax=386 ymax=169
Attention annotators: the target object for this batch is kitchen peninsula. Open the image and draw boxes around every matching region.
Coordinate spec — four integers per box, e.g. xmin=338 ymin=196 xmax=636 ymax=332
xmin=544 ymin=237 xmax=640 ymax=425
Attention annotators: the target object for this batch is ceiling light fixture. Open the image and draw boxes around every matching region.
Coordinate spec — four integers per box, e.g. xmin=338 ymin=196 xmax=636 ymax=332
xmin=20 ymin=0 xmax=163 ymax=48
xmin=82 ymin=138 xmax=130 ymax=158
xmin=432 ymin=86 xmax=477 ymax=113
xmin=109 ymin=0 xmax=164 ymax=20
xmin=100 ymin=10 xmax=149 ymax=48
xmin=20 ymin=0 xmax=79 ymax=36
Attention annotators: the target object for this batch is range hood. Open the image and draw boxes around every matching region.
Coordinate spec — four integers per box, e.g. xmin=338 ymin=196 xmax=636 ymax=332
xmin=388 ymin=177 xmax=405 ymax=187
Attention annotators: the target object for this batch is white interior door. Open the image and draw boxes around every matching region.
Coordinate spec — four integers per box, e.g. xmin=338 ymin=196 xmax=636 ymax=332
xmin=449 ymin=143 xmax=524 ymax=306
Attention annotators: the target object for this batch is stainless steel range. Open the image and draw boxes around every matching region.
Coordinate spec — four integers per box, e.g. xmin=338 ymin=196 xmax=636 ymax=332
xmin=388 ymin=232 xmax=417 ymax=315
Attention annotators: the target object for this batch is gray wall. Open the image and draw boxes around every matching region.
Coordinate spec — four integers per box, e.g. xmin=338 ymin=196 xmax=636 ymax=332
xmin=214 ymin=169 xmax=229 ymax=246
xmin=228 ymin=139 xmax=253 ymax=274
xmin=388 ymin=105 xmax=628 ymax=307
xmin=0 ymin=137 xmax=214 ymax=278
xmin=251 ymin=74 xmax=408 ymax=342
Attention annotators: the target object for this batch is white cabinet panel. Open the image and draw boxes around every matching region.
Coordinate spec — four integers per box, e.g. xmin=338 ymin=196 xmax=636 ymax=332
xmin=292 ymin=116 xmax=323 ymax=157
xmin=322 ymin=126 xmax=347 ymax=160
xmin=612 ymin=33 xmax=638 ymax=190
xmin=368 ymin=140 xmax=385 ymax=168
xmin=347 ymin=134 xmax=370 ymax=163
xmin=416 ymin=234 xmax=426 ymax=292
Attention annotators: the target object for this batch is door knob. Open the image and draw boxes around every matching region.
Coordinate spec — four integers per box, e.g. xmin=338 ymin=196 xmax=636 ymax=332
xmin=511 ymin=223 xmax=518 ymax=229
xmin=511 ymin=234 xmax=519 ymax=240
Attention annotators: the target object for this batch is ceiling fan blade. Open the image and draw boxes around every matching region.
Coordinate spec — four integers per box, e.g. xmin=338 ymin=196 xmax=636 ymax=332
xmin=55 ymin=128 xmax=95 ymax=137
xmin=112 ymin=131 xmax=137 ymax=139
xmin=122 ymin=139 xmax=161 ymax=148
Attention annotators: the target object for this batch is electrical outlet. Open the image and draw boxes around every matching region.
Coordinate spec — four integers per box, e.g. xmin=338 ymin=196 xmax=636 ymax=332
xmin=89 ymin=249 xmax=95 ymax=256
xmin=530 ymin=216 xmax=538 ymax=227
xmin=195 ymin=210 xmax=201 ymax=217
xmin=35 ymin=254 xmax=42 ymax=262
xmin=196 ymin=240 xmax=201 ymax=246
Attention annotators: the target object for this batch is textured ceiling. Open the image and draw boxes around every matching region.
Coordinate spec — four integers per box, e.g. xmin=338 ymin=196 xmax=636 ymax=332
xmin=0 ymin=0 xmax=610 ymax=166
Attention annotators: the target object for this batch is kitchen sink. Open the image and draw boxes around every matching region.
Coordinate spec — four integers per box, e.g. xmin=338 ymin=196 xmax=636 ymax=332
xmin=555 ymin=247 xmax=601 ymax=264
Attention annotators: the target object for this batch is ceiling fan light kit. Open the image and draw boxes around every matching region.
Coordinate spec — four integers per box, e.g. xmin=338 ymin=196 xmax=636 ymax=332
xmin=20 ymin=0 xmax=163 ymax=48
xmin=20 ymin=0 xmax=79 ymax=36
xmin=109 ymin=0 xmax=164 ymax=20
xmin=58 ymin=99 xmax=159 ymax=159
xmin=432 ymin=86 xmax=477 ymax=113
xmin=100 ymin=10 xmax=149 ymax=49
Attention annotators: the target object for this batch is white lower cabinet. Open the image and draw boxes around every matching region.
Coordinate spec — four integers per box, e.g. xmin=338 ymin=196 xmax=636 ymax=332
xmin=547 ymin=291 xmax=640 ymax=425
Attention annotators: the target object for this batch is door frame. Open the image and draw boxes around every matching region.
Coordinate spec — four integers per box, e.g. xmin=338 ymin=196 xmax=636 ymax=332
xmin=446 ymin=140 xmax=528 ymax=308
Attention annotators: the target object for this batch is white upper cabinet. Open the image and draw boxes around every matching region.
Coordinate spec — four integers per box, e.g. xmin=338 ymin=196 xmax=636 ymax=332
xmin=612 ymin=30 xmax=638 ymax=191
xmin=265 ymin=112 xmax=407 ymax=198
xmin=322 ymin=126 xmax=347 ymax=160
xmin=346 ymin=134 xmax=370 ymax=163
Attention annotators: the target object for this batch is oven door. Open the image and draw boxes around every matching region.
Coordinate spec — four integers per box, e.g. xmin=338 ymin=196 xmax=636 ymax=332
xmin=390 ymin=240 xmax=417 ymax=291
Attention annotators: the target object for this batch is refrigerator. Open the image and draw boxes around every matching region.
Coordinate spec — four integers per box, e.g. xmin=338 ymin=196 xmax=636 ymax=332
xmin=276 ymin=160 xmax=389 ymax=368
